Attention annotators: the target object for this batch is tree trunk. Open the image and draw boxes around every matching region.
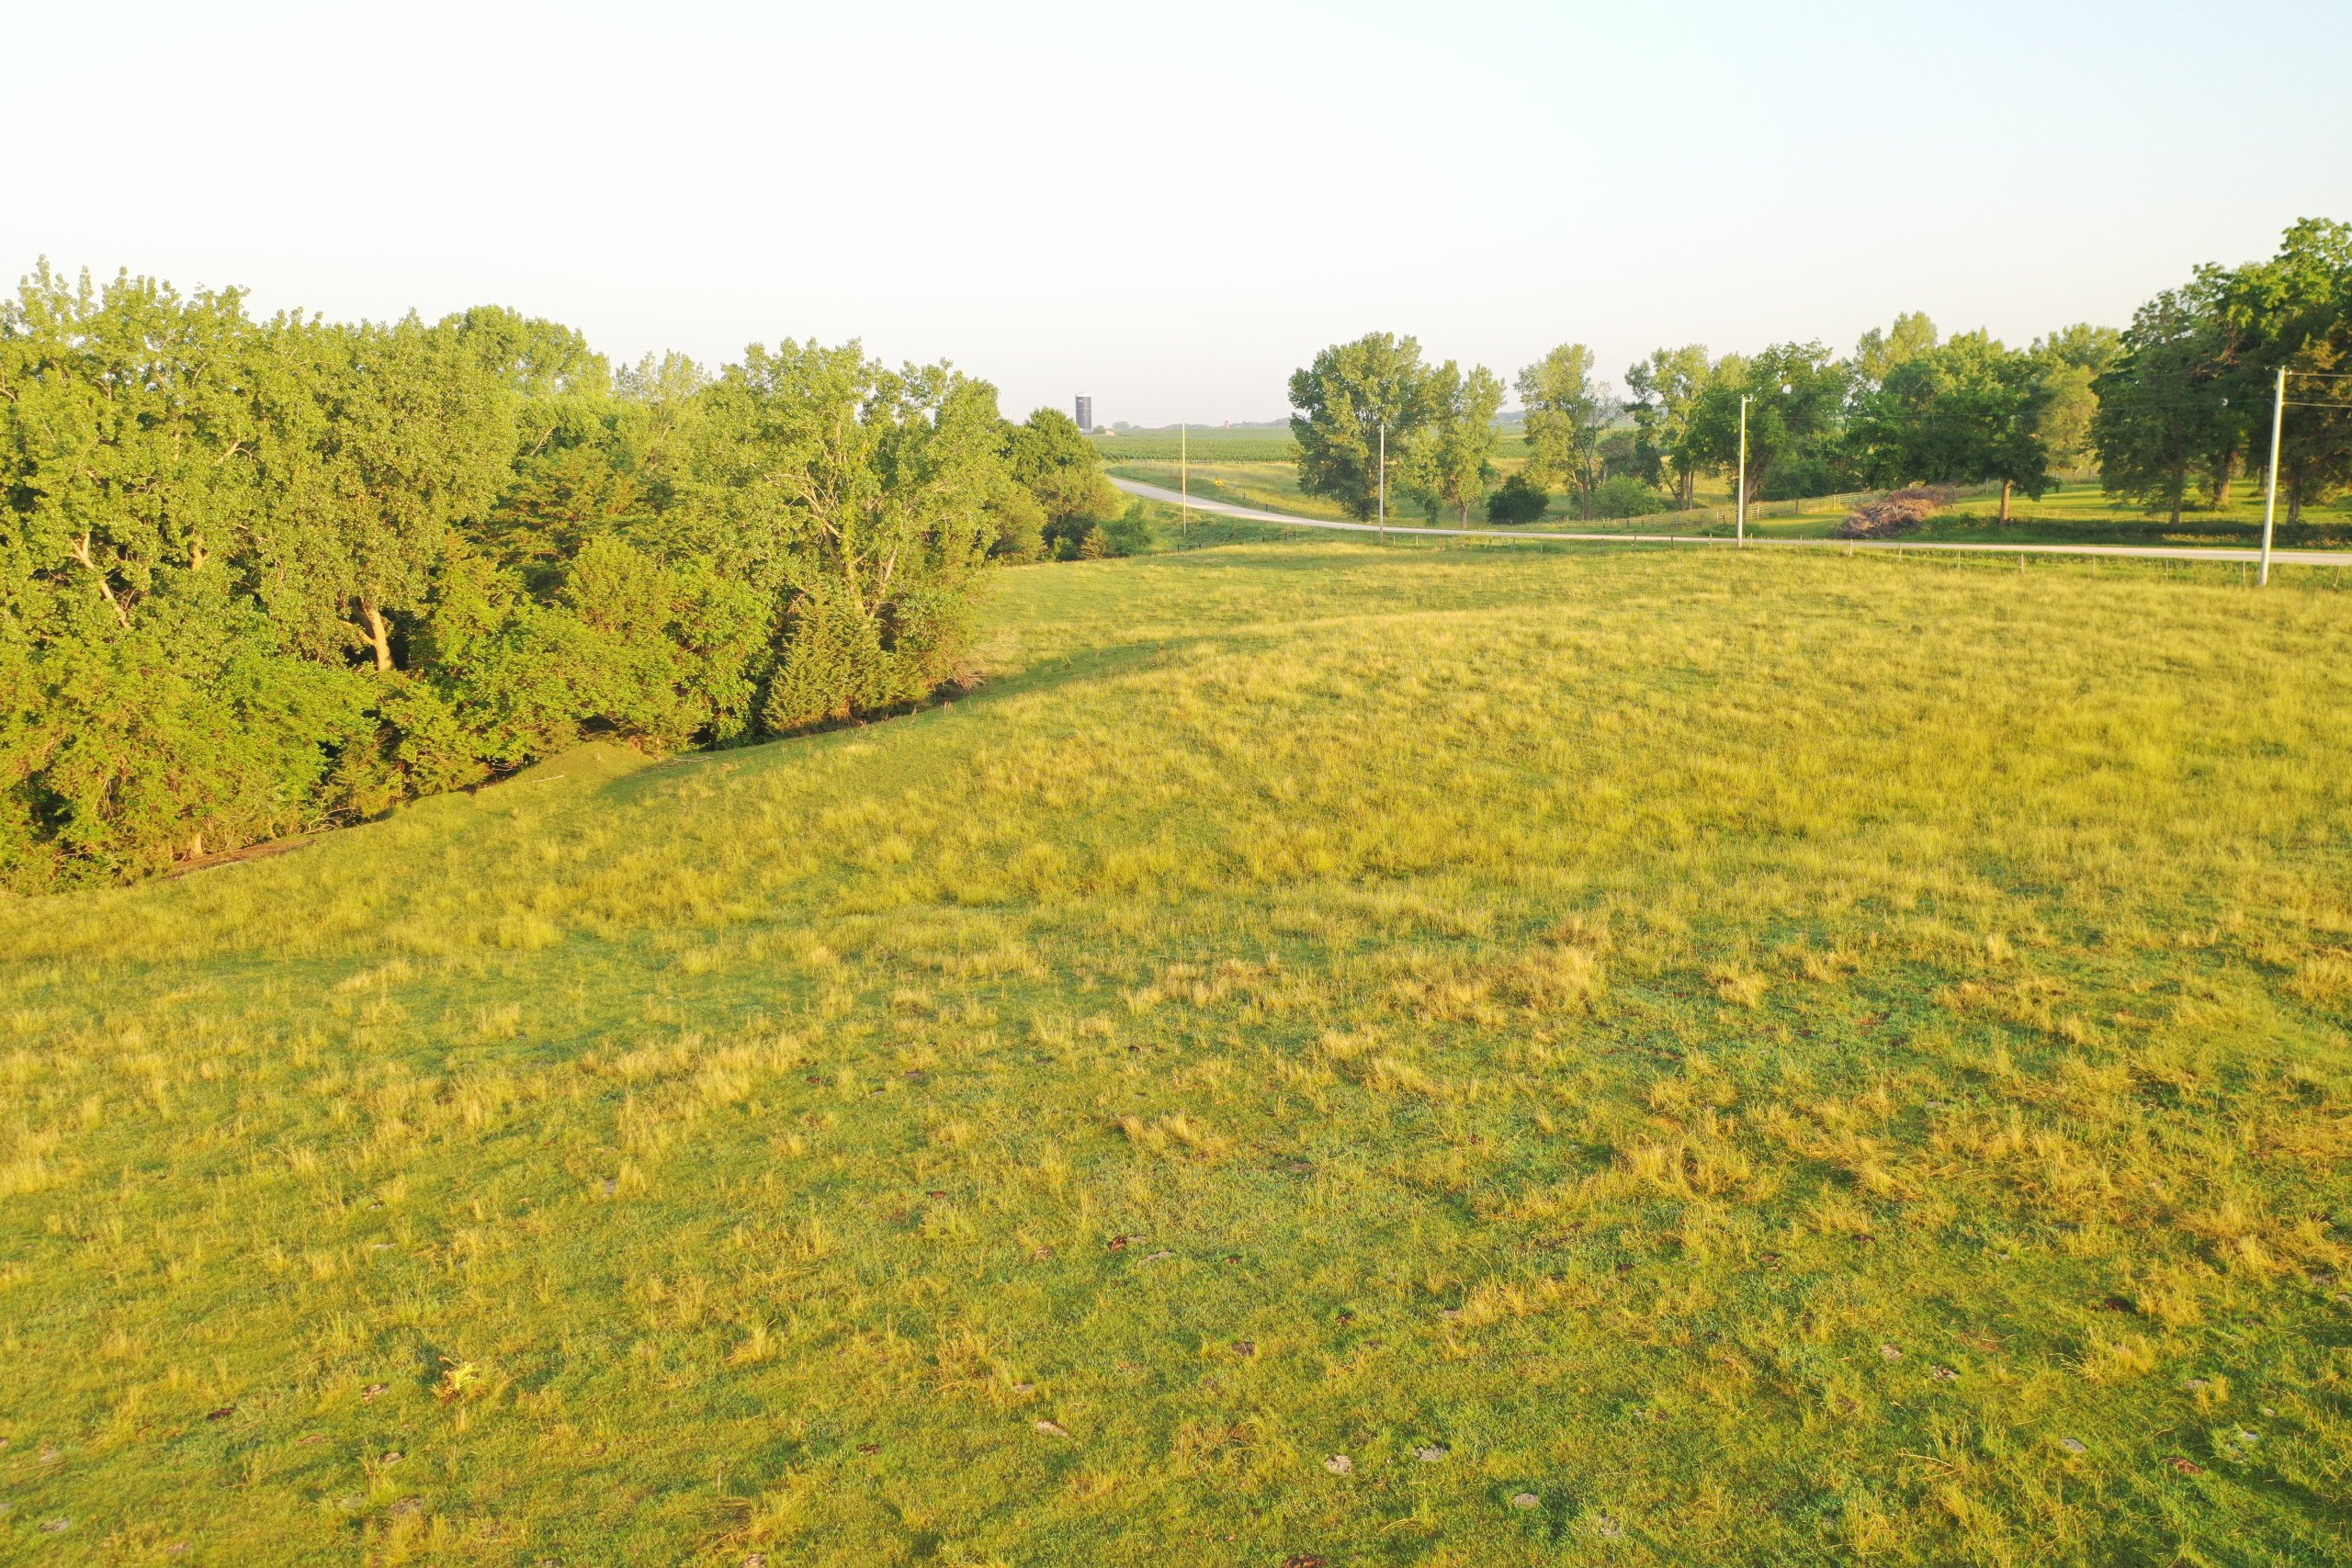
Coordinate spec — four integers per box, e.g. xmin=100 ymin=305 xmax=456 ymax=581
xmin=1999 ymin=479 xmax=2013 ymax=523
xmin=1679 ymin=468 xmax=1695 ymax=510
xmin=2211 ymin=443 xmax=2236 ymax=509
xmin=360 ymin=600 xmax=394 ymax=672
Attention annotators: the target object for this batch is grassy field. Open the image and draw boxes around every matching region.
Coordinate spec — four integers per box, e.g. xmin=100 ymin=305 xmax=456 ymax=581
xmin=1916 ymin=482 xmax=2352 ymax=551
xmin=6 ymin=540 xmax=2352 ymax=1565
xmin=1111 ymin=464 xmax=2352 ymax=551
xmin=1091 ymin=428 xmax=1301 ymax=463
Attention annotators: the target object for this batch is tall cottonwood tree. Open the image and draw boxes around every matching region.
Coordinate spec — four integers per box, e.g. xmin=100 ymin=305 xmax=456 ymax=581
xmin=1288 ymin=333 xmax=1436 ymax=519
xmin=2092 ymin=279 xmax=2232 ymax=525
xmin=1515 ymin=344 xmax=1618 ymax=517
xmin=1406 ymin=361 xmax=1504 ymax=525
xmin=2030 ymin=323 xmax=2122 ymax=477
xmin=1851 ymin=311 xmax=1939 ymax=390
xmin=1623 ymin=344 xmax=1712 ymax=508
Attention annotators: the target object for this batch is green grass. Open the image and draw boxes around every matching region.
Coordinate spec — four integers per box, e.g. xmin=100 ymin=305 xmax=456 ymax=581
xmin=6 ymin=541 xmax=2352 ymax=1565
xmin=1917 ymin=481 xmax=2352 ymax=550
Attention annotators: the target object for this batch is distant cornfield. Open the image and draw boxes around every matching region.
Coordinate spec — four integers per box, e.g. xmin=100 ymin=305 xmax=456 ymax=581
xmin=1090 ymin=427 xmax=1300 ymax=461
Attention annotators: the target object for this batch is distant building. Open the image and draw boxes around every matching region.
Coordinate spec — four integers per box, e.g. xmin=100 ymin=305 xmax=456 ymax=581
xmin=1075 ymin=395 xmax=1094 ymax=433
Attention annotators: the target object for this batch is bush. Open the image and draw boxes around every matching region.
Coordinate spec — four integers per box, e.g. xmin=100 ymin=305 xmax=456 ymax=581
xmin=1590 ymin=474 xmax=1668 ymax=518
xmin=1100 ymin=504 xmax=1153 ymax=557
xmin=1485 ymin=472 xmax=1549 ymax=525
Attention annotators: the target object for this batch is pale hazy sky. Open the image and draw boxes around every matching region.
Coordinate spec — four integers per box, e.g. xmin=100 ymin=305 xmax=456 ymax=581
xmin=11 ymin=0 xmax=2349 ymax=424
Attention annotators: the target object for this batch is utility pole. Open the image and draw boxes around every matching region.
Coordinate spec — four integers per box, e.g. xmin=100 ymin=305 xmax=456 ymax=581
xmin=1181 ymin=420 xmax=1189 ymax=536
xmin=1736 ymin=394 xmax=1749 ymax=547
xmin=2259 ymin=366 xmax=2284 ymax=586
xmin=1378 ymin=419 xmax=1386 ymax=543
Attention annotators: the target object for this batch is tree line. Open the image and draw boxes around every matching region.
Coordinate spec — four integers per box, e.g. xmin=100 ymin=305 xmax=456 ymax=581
xmin=1288 ymin=219 xmax=2351 ymax=529
xmin=0 ymin=265 xmax=1125 ymax=888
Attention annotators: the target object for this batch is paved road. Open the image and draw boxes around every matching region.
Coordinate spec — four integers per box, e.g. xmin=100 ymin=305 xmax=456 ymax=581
xmin=1112 ymin=477 xmax=2352 ymax=569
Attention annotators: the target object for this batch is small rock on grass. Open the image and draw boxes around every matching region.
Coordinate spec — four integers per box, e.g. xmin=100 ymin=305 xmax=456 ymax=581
xmin=1880 ymin=1345 xmax=1903 ymax=1361
xmin=1035 ymin=1419 xmax=1070 ymax=1437
xmin=1510 ymin=1493 xmax=1540 ymax=1509
xmin=2059 ymin=1438 xmax=2087 ymax=1454
xmin=1324 ymin=1454 xmax=1352 ymax=1474
xmin=1416 ymin=1445 xmax=1449 ymax=1463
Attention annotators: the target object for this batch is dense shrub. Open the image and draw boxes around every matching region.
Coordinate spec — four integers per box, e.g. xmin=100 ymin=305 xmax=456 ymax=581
xmin=1589 ymin=474 xmax=1668 ymax=518
xmin=1485 ymin=471 xmax=1549 ymax=525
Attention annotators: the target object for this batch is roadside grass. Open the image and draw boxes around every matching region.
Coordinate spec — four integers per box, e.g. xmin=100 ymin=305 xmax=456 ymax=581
xmin=1925 ymin=481 xmax=2352 ymax=549
xmin=5 ymin=541 xmax=2352 ymax=1565
xmin=1109 ymin=460 xmax=1364 ymax=524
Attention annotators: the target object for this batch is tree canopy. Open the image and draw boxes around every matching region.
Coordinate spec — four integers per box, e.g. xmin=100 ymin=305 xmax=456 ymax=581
xmin=1287 ymin=333 xmax=1437 ymax=520
xmin=1848 ymin=331 xmax=2054 ymax=514
xmin=0 ymin=265 xmax=1106 ymax=888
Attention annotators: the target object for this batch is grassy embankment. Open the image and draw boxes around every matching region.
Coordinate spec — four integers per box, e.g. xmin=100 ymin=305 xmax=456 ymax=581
xmin=5 ymin=540 xmax=2352 ymax=1564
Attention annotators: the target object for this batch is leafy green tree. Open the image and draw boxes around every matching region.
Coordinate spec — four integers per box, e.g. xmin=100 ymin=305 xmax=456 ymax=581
xmin=2030 ymin=323 xmax=2123 ymax=476
xmin=1406 ymin=362 xmax=1504 ymax=525
xmin=247 ymin=313 xmax=515 ymax=671
xmin=1623 ymin=345 xmax=1712 ymax=509
xmin=1004 ymin=408 xmax=1121 ymax=558
xmin=1288 ymin=333 xmax=1435 ymax=520
xmin=2093 ymin=278 xmax=2232 ymax=525
xmin=661 ymin=343 xmax=1002 ymax=732
xmin=1848 ymin=331 xmax=2054 ymax=518
xmin=1851 ymin=311 xmax=1939 ymax=389
xmin=0 ymin=265 xmax=261 ymax=633
xmin=1685 ymin=344 xmax=1849 ymax=502
xmin=2218 ymin=218 xmax=2352 ymax=523
xmin=1515 ymin=344 xmax=1619 ymax=517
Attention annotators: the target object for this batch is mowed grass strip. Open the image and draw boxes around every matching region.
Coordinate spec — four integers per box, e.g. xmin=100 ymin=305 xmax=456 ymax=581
xmin=4 ymin=543 xmax=2351 ymax=1566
